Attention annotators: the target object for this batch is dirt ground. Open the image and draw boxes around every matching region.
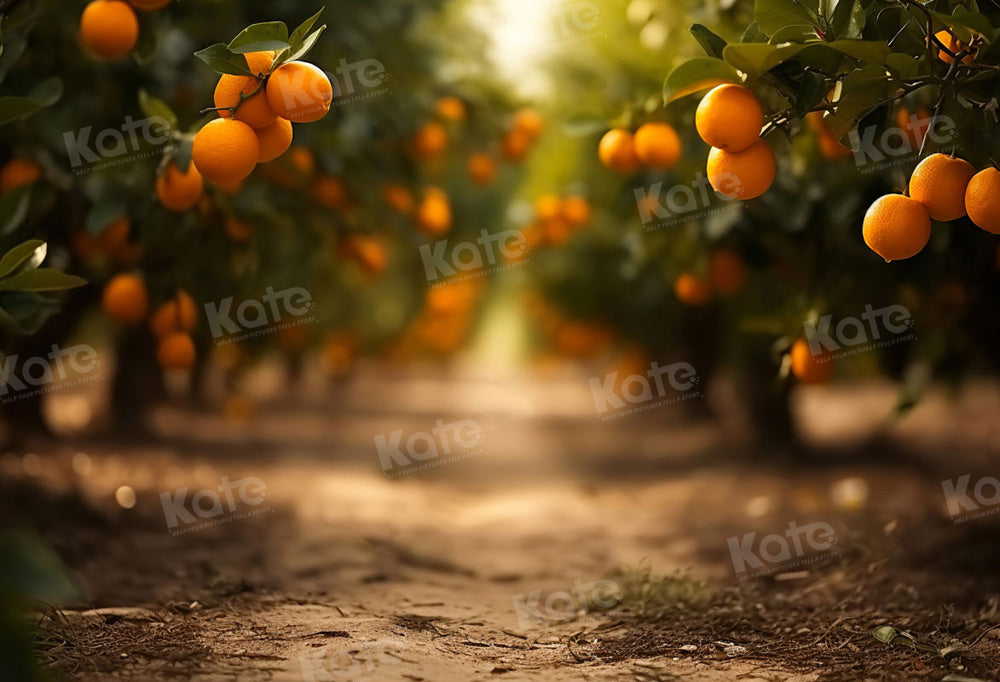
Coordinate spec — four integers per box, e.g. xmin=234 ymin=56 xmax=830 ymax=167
xmin=6 ymin=363 xmax=1000 ymax=681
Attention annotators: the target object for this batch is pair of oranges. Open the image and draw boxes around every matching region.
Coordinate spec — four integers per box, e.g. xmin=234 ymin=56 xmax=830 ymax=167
xmin=673 ymin=250 xmax=747 ymax=306
xmin=598 ymin=122 xmax=682 ymax=174
xmin=863 ymin=153 xmax=1000 ymax=262
xmin=101 ymin=275 xmax=197 ymax=370
xmin=80 ymin=0 xmax=171 ymax=61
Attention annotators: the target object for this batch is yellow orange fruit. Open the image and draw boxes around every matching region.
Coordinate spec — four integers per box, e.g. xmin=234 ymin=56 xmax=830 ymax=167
xmin=709 ymin=249 xmax=746 ymax=297
xmin=128 ymin=0 xmax=171 ymax=9
xmin=935 ymin=29 xmax=973 ymax=64
xmin=157 ymin=332 xmax=196 ymax=370
xmin=381 ymin=184 xmax=414 ymax=216
xmin=411 ymin=122 xmax=448 ymax=160
xmin=102 ymin=273 xmax=148 ymax=325
xmin=598 ymin=128 xmax=639 ymax=174
xmin=80 ymin=0 xmax=138 ymax=60
xmin=862 ymin=194 xmax=932 ymax=262
xmin=0 ymin=158 xmax=41 ymax=193
xmin=534 ymin=194 xmax=562 ymax=223
xmin=674 ymin=273 xmax=712 ymax=306
xmin=224 ymin=217 xmax=252 ymax=242
xmin=791 ymin=338 xmax=833 ymax=384
xmin=192 ymin=118 xmax=259 ymax=185
xmin=706 ymin=139 xmax=775 ymax=200
xmin=150 ymin=290 xmax=198 ymax=337
xmin=254 ymin=117 xmax=293 ymax=163
xmin=561 ymin=196 xmax=591 ymax=228
xmin=311 ymin=175 xmax=350 ymax=210
xmin=909 ymin=153 xmax=975 ymax=221
xmin=156 ymin=161 xmax=203 ymax=211
xmin=415 ymin=187 xmax=451 ymax=236
xmin=214 ymin=52 xmax=277 ymax=130
xmin=266 ymin=61 xmax=333 ymax=123
xmin=98 ymin=218 xmax=130 ymax=252
xmin=340 ymin=234 xmax=387 ymax=277
xmin=501 ymin=128 xmax=532 ymax=163
xmin=467 ymin=153 xmax=497 ymax=186
xmin=696 ymin=84 xmax=763 ymax=152
xmin=633 ymin=122 xmax=682 ymax=170
xmin=965 ymin=167 xmax=1000 ymax=234
xmin=435 ymin=96 xmax=466 ymax=122
xmin=512 ymin=109 xmax=544 ymax=140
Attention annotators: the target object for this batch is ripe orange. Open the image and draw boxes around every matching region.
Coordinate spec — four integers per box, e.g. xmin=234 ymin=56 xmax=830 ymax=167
xmin=192 ymin=118 xmax=259 ymax=185
xmin=544 ymin=217 xmax=573 ymax=246
xmin=935 ymin=29 xmax=973 ymax=64
xmin=674 ymin=273 xmax=712 ymax=306
xmin=156 ymin=161 xmax=203 ymax=211
xmin=157 ymin=332 xmax=196 ymax=370
xmin=266 ymin=61 xmax=333 ymax=123
xmin=633 ymin=122 xmax=681 ymax=170
xmin=381 ymin=184 xmax=414 ymax=216
xmin=598 ymin=129 xmax=639 ymax=174
xmin=150 ymin=290 xmax=197 ymax=337
xmin=411 ymin=122 xmax=448 ymax=160
xmin=254 ymin=117 xmax=293 ymax=163
xmin=501 ymin=128 xmax=532 ymax=162
xmin=340 ymin=234 xmax=387 ymax=277
xmin=965 ymin=167 xmax=1000 ymax=234
xmin=0 ymin=158 xmax=41 ymax=193
xmin=790 ymin=338 xmax=833 ymax=384
xmin=215 ymin=51 xmax=277 ymax=130
xmin=706 ymin=139 xmax=775 ymax=200
xmin=561 ymin=196 xmax=591 ymax=228
xmin=807 ymin=112 xmax=852 ymax=161
xmin=709 ymin=249 xmax=746 ymax=297
xmin=534 ymin=194 xmax=562 ymax=223
xmin=98 ymin=218 xmax=130 ymax=252
xmin=512 ymin=109 xmax=544 ymax=140
xmin=435 ymin=96 xmax=466 ymax=122
xmin=80 ymin=0 xmax=138 ymax=60
xmin=102 ymin=273 xmax=148 ymax=325
xmin=862 ymin=194 xmax=931 ymax=262
xmin=311 ymin=175 xmax=350 ymax=210
xmin=415 ymin=187 xmax=451 ymax=236
xmin=128 ymin=0 xmax=171 ymax=9
xmin=224 ymin=217 xmax=252 ymax=242
xmin=909 ymin=153 xmax=975 ymax=221
xmin=696 ymin=84 xmax=763 ymax=152
xmin=467 ymin=153 xmax=497 ymax=185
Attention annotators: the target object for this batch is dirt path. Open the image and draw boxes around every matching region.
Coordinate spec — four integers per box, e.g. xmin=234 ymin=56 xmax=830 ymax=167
xmin=11 ymin=367 xmax=1000 ymax=680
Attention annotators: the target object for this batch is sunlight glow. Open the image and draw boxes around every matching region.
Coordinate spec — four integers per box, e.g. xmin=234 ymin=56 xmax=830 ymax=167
xmin=470 ymin=0 xmax=558 ymax=97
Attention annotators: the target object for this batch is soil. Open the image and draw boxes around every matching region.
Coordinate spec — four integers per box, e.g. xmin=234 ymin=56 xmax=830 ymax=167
xmin=6 ymin=365 xmax=1000 ymax=681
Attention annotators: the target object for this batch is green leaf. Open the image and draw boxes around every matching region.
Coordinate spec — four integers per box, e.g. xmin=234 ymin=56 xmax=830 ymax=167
xmin=0 ymin=239 xmax=45 ymax=279
xmin=937 ymin=7 xmax=993 ymax=42
xmin=827 ymin=0 xmax=859 ymax=39
xmin=172 ymin=134 xmax=195 ymax=174
xmin=0 ymin=185 xmax=30 ymax=236
xmin=826 ymin=39 xmax=891 ymax=64
xmin=755 ymin=0 xmax=820 ymax=39
xmin=281 ymin=25 xmax=326 ymax=64
xmin=663 ymin=57 xmax=741 ymax=104
xmin=741 ymin=22 xmax=768 ymax=43
xmin=289 ymin=7 xmax=324 ymax=48
xmin=0 ymin=533 xmax=78 ymax=603
xmin=0 ymin=268 xmax=87 ymax=293
xmin=887 ymin=53 xmax=921 ymax=79
xmin=769 ymin=24 xmax=822 ymax=42
xmin=0 ymin=304 xmax=25 ymax=334
xmin=562 ymin=114 xmax=609 ymax=137
xmin=690 ymin=24 xmax=727 ymax=59
xmin=227 ymin=22 xmax=290 ymax=54
xmin=872 ymin=626 xmax=899 ymax=645
xmin=0 ymin=291 xmax=62 ymax=334
xmin=723 ymin=42 xmax=807 ymax=78
xmin=194 ymin=44 xmax=253 ymax=76
xmin=0 ymin=32 xmax=26 ymax=84
xmin=138 ymin=89 xmax=178 ymax=129
xmin=0 ymin=76 xmax=62 ymax=126
xmin=825 ymin=64 xmax=893 ymax=138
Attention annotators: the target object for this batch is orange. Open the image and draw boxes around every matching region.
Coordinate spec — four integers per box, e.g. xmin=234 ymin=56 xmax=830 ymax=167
xmin=534 ymin=194 xmax=562 ymax=223
xmin=192 ymin=118 xmax=259 ymax=185
xmin=411 ymin=122 xmax=448 ymax=160
xmin=709 ymin=249 xmax=746 ymax=297
xmin=415 ymin=187 xmax=451 ymax=236
xmin=674 ymin=273 xmax=712 ymax=306
xmin=98 ymin=218 xmax=130 ymax=252
xmin=862 ymin=194 xmax=931 ymax=262
xmin=909 ymin=153 xmax=975 ymax=221
xmin=340 ymin=235 xmax=387 ymax=277
xmin=265 ymin=61 xmax=333 ymax=123
xmin=706 ymin=139 xmax=775 ymax=200
xmin=695 ymin=84 xmax=763 ymax=152
xmin=214 ymin=51 xmax=277 ymax=129
xmin=224 ymin=217 xmax=252 ymax=242
xmin=633 ymin=122 xmax=682 ymax=170
xmin=150 ymin=290 xmax=198 ymax=337
xmin=544 ymin=217 xmax=572 ymax=246
xmin=157 ymin=332 xmax=196 ymax=370
xmin=965 ymin=167 xmax=1000 ymax=234
xmin=215 ymin=177 xmax=243 ymax=195
xmin=0 ymin=158 xmax=41 ymax=193
xmin=807 ymin=112 xmax=852 ymax=161
xmin=561 ymin=196 xmax=591 ymax=228
xmin=156 ymin=161 xmax=203 ymax=211
xmin=254 ymin=117 xmax=293 ymax=163
xmin=467 ymin=153 xmax=497 ymax=185
xmin=381 ymin=184 xmax=414 ymax=216
xmin=128 ymin=0 xmax=171 ymax=9
xmin=501 ymin=128 xmax=532 ymax=163
xmin=311 ymin=175 xmax=350 ymax=210
xmin=102 ymin=273 xmax=148 ymax=325
xmin=598 ymin=128 xmax=639 ymax=174
xmin=790 ymin=338 xmax=833 ymax=384
xmin=263 ymin=146 xmax=314 ymax=187
xmin=80 ymin=0 xmax=138 ymax=60
xmin=935 ymin=29 xmax=973 ymax=65
xmin=435 ymin=96 xmax=466 ymax=122
xmin=512 ymin=109 xmax=544 ymax=140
